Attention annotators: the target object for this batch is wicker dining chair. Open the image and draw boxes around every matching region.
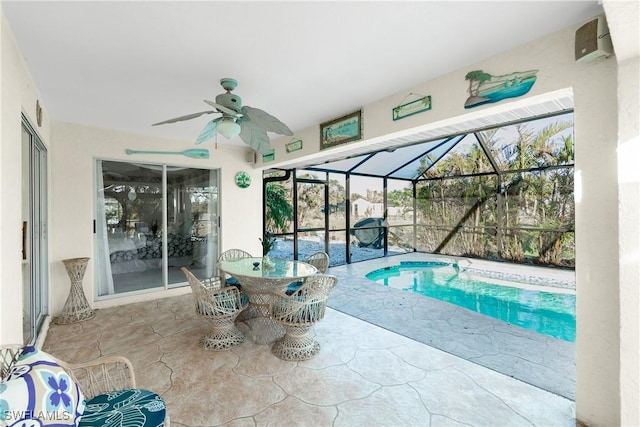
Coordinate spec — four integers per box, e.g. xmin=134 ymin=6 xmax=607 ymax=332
xmin=181 ymin=267 xmax=249 ymax=350
xmin=270 ymin=274 xmax=338 ymax=361
xmin=285 ymin=251 xmax=330 ymax=295
xmin=217 ymin=249 xmax=253 ymax=286
xmin=304 ymin=251 xmax=330 ymax=273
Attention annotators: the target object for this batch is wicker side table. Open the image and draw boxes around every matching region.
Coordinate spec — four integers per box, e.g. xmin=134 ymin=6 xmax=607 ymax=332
xmin=56 ymin=257 xmax=96 ymax=324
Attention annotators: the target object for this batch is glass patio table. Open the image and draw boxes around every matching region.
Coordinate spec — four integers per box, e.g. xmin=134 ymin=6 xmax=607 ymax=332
xmin=217 ymin=257 xmax=317 ymax=344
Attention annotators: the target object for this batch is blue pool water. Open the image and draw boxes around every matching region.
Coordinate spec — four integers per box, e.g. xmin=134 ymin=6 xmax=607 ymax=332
xmin=366 ymin=261 xmax=576 ymax=342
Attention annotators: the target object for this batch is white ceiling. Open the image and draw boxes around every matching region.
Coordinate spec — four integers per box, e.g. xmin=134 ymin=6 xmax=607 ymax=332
xmin=2 ymin=1 xmax=603 ymax=155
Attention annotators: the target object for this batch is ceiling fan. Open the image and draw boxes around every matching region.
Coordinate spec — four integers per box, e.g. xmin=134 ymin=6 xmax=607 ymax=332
xmin=152 ymin=78 xmax=293 ymax=155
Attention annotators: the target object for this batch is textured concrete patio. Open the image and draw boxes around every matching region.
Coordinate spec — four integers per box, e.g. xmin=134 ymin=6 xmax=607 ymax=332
xmin=327 ymin=253 xmax=576 ymax=400
xmin=42 ymin=288 xmax=575 ymax=426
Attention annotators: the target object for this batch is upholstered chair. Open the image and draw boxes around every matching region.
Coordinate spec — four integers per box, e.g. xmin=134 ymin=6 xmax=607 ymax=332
xmin=0 ymin=344 xmax=170 ymax=426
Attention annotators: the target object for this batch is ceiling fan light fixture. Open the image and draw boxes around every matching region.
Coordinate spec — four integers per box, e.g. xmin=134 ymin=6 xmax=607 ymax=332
xmin=217 ymin=118 xmax=241 ymax=139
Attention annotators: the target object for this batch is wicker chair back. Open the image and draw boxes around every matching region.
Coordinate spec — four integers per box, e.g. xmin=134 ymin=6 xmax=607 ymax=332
xmin=218 ymin=249 xmax=252 ymax=262
xmin=217 ymin=249 xmax=253 ymax=286
xmin=181 ymin=267 xmax=245 ymax=318
xmin=304 ymin=251 xmax=330 ymax=273
xmin=272 ymin=274 xmax=337 ymax=326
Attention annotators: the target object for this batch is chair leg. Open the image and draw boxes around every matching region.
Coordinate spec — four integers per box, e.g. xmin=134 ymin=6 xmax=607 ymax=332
xmin=271 ymin=324 xmax=320 ymax=361
xmin=201 ymin=319 xmax=245 ymax=351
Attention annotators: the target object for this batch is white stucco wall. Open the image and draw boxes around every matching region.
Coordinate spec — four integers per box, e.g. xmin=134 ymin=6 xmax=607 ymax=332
xmin=0 ymin=14 xmax=52 ymax=344
xmin=616 ymin=55 xmax=640 ymax=427
xmin=49 ymin=122 xmax=263 ymax=311
xmin=2 ymin=5 xmax=638 ymax=427
xmin=604 ymin=1 xmax=640 ymax=425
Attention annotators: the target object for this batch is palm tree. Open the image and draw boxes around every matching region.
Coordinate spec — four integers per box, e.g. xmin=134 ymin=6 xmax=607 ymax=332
xmin=465 ymin=70 xmax=492 ymax=97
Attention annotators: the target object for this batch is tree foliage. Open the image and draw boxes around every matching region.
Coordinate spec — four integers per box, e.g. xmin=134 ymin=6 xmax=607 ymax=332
xmin=415 ymin=119 xmax=575 ymax=267
xmin=265 ymin=182 xmax=293 ymax=233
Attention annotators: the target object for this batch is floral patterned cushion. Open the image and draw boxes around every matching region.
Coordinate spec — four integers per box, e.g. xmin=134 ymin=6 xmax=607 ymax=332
xmin=78 ymin=389 xmax=166 ymax=427
xmin=0 ymin=346 xmax=85 ymax=426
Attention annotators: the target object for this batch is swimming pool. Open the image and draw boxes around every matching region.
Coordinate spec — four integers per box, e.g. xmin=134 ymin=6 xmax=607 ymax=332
xmin=366 ymin=261 xmax=576 ymax=342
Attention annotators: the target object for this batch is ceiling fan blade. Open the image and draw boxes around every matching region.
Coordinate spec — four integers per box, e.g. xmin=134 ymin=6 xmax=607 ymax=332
xmin=241 ymin=106 xmax=293 ymax=136
xmin=203 ymin=100 xmax=243 ymax=118
xmin=152 ymin=110 xmax=216 ymax=126
xmin=195 ymin=117 xmax=222 ymax=145
xmin=239 ymin=121 xmax=273 ymax=155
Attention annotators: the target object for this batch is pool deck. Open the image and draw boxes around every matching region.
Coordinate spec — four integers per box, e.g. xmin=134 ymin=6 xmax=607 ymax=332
xmin=327 ymin=252 xmax=576 ymax=400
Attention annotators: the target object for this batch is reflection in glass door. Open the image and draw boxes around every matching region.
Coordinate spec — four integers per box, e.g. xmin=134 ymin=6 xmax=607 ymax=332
xmin=21 ymin=118 xmax=48 ymax=344
xmin=96 ymin=161 xmax=219 ymax=296
xmin=166 ymin=168 xmax=219 ymax=283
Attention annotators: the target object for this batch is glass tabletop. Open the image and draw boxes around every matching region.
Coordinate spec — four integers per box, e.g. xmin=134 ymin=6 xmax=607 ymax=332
xmin=217 ymin=257 xmax=317 ymax=280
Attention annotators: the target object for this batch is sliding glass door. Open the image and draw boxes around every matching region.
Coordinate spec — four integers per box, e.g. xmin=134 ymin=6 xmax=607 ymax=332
xmin=21 ymin=117 xmax=48 ymax=344
xmin=96 ymin=160 xmax=219 ymax=297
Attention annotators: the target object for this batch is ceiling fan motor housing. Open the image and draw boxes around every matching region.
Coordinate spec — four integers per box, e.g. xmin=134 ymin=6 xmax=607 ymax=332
xmin=215 ymin=92 xmax=242 ymax=113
